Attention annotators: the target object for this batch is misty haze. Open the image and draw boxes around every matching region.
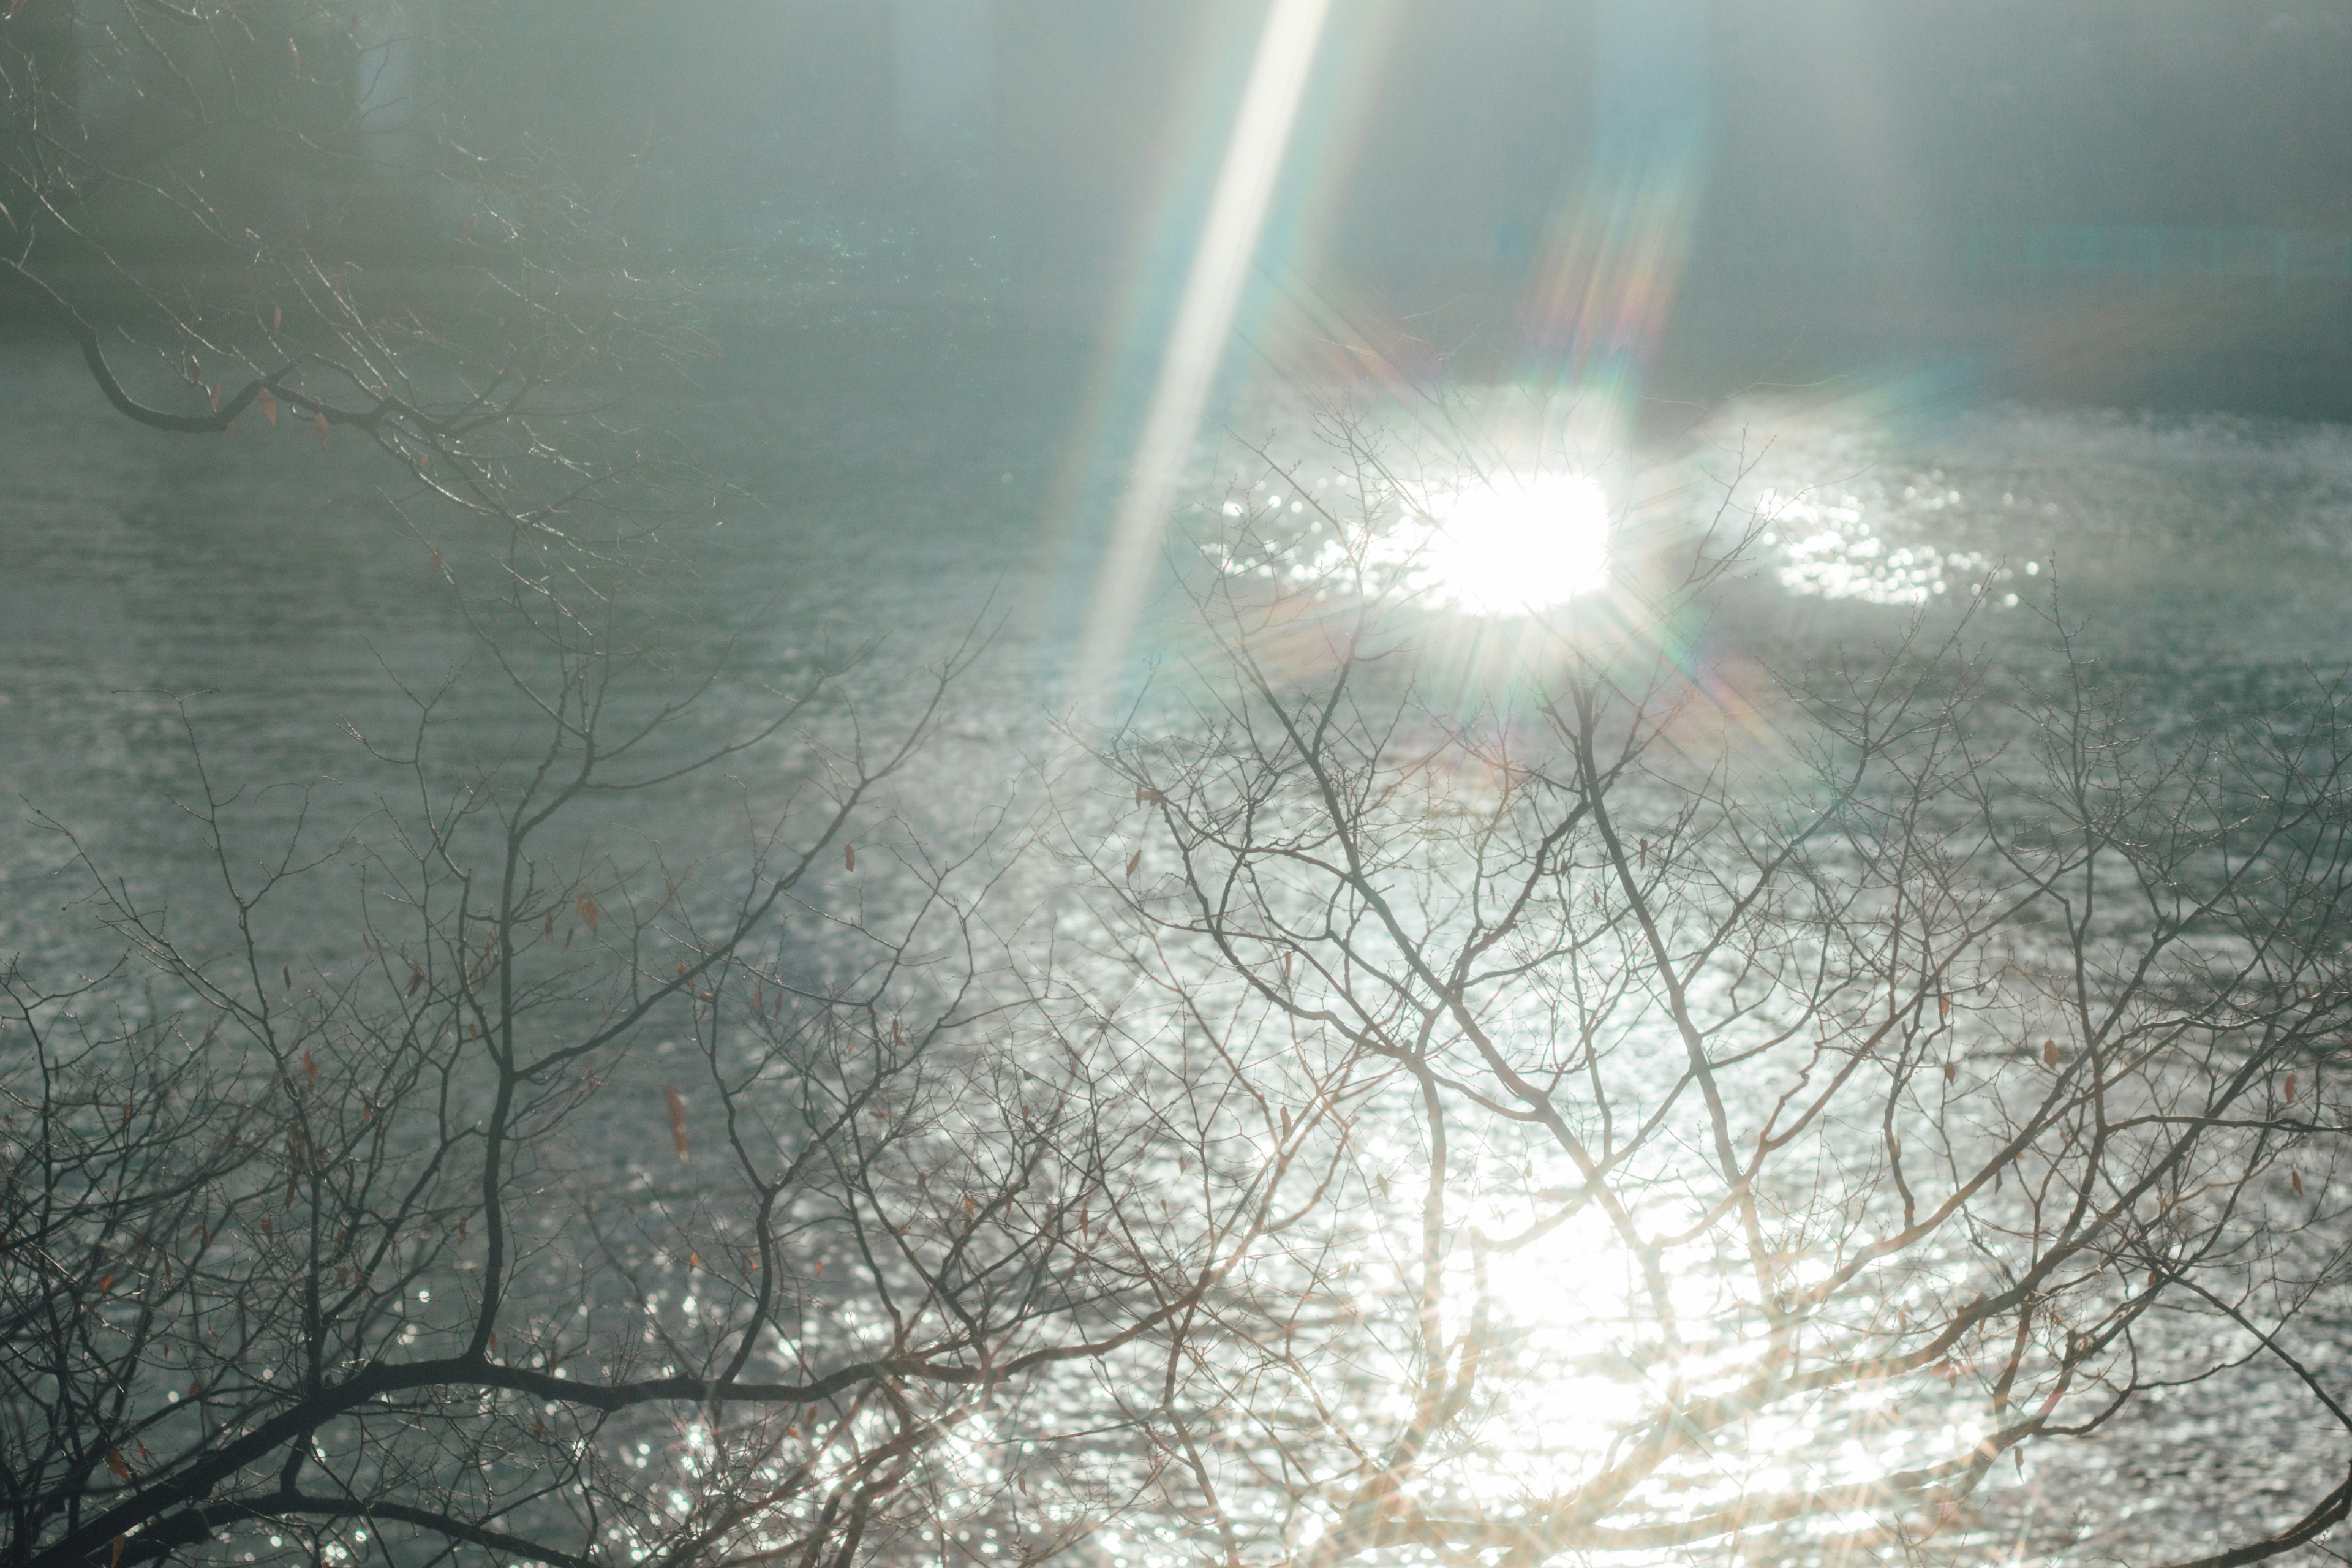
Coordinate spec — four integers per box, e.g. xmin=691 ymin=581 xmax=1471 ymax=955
xmin=6 ymin=7 xmax=2352 ymax=1568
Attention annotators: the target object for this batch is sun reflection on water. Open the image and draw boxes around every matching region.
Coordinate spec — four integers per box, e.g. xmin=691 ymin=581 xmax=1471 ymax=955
xmin=1387 ymin=473 xmax=1613 ymax=615
xmin=1279 ymin=1123 xmax=2004 ymax=1568
xmin=1215 ymin=469 xmax=1612 ymax=618
xmin=1759 ymin=488 xmax=1992 ymax=605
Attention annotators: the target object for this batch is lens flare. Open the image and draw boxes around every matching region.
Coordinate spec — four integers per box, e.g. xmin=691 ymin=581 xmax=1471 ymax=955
xmin=1398 ymin=472 xmax=1611 ymax=614
xmin=1074 ymin=0 xmax=1334 ymax=709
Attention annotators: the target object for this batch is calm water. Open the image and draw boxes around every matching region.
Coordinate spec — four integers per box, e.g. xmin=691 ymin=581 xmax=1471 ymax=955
xmin=9 ymin=335 xmax=2352 ymax=1560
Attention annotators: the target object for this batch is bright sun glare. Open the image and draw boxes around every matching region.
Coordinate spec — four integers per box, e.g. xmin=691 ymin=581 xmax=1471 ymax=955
xmin=1404 ymin=472 xmax=1613 ymax=616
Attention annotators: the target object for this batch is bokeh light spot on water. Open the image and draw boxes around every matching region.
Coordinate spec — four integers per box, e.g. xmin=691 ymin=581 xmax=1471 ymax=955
xmin=1760 ymin=487 xmax=1989 ymax=604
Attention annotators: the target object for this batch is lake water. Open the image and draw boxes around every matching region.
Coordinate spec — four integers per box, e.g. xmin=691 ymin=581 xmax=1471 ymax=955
xmin=8 ymin=333 xmax=2352 ymax=1562
xmin=11 ymin=335 xmax=2352 ymax=906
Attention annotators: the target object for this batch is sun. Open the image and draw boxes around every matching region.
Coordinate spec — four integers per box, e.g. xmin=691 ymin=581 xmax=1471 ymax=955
xmin=1404 ymin=472 xmax=1613 ymax=616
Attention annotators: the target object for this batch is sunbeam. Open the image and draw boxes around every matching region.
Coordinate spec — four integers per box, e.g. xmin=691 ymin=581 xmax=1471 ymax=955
xmin=1073 ymin=0 xmax=1333 ymax=714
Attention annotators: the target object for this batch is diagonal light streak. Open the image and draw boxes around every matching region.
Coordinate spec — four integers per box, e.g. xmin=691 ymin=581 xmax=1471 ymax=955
xmin=1074 ymin=0 xmax=1333 ymax=714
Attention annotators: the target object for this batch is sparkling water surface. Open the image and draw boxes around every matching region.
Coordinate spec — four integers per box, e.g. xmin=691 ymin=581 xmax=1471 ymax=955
xmin=8 ymin=339 xmax=2352 ymax=1563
